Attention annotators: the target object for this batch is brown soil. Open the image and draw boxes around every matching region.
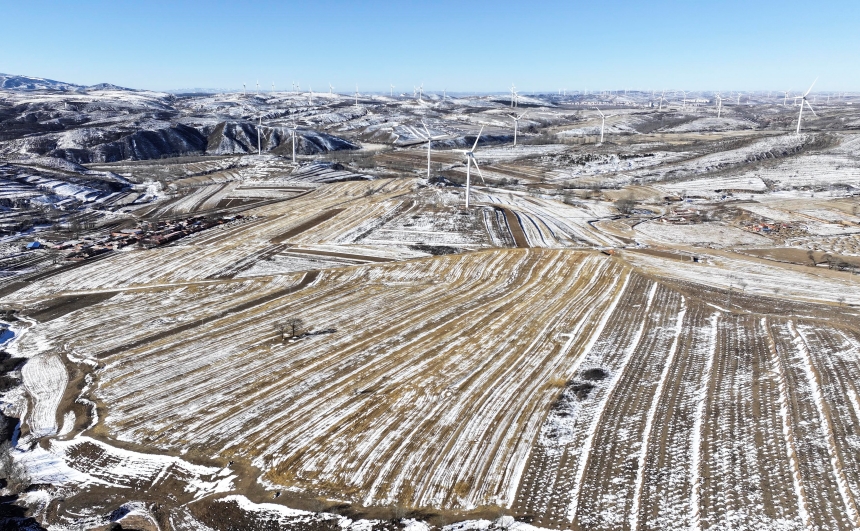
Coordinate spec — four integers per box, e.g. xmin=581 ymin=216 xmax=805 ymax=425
xmin=497 ymin=207 xmax=529 ymax=248
xmin=26 ymin=292 xmax=119 ymax=323
xmin=286 ymin=248 xmax=393 ymax=263
xmin=270 ymin=209 xmax=345 ymax=244
xmin=96 ymin=270 xmax=319 ymax=359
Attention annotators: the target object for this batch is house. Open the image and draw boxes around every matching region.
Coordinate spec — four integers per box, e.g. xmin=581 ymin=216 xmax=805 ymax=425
xmin=26 ymin=241 xmax=41 ymax=249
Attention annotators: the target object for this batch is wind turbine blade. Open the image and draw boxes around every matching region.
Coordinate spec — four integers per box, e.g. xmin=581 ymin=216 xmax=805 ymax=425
xmin=595 ymin=107 xmax=604 ymax=117
xmin=422 ymin=121 xmax=432 ymax=138
xmin=805 ymin=100 xmax=817 ymax=116
xmin=804 ymin=77 xmax=818 ymax=97
xmin=471 ymin=158 xmax=485 ymax=183
xmin=471 ymin=126 xmax=484 ymax=152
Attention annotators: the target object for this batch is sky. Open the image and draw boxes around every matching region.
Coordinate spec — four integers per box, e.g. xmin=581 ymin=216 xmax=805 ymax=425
xmin=1 ymin=0 xmax=858 ymax=93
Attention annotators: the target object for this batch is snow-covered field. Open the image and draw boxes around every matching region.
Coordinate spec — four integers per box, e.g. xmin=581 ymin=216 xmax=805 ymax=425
xmin=3 ymin=85 xmax=860 ymax=530
xmin=634 ymin=221 xmax=772 ymax=247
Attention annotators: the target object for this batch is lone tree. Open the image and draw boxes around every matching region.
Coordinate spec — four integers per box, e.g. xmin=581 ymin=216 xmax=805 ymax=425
xmin=615 ymin=195 xmax=636 ymax=215
xmin=275 ymin=317 xmax=305 ymax=340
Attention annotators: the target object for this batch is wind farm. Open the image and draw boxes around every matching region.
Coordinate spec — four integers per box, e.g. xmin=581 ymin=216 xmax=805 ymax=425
xmin=1 ymin=75 xmax=860 ymax=530
xmin=1 ymin=0 xmax=860 ymax=525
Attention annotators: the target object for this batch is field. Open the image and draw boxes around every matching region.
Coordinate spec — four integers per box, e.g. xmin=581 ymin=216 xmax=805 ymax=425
xmin=2 ymin=85 xmax=860 ymax=530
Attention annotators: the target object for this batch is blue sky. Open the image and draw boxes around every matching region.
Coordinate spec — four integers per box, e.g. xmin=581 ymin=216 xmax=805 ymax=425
xmin=2 ymin=0 xmax=857 ymax=92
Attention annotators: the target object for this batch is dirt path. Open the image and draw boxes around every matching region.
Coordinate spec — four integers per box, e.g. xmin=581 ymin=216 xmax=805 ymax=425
xmin=270 ymin=209 xmax=345 ymax=244
xmin=286 ymin=248 xmax=393 ymax=263
xmin=498 ymin=207 xmax=529 ymax=248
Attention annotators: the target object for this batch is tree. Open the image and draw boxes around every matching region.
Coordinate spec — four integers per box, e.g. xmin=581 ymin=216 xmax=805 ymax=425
xmin=275 ymin=317 xmax=305 ymax=340
xmin=0 ymin=441 xmax=31 ymax=494
xmin=615 ymin=195 xmax=636 ymax=215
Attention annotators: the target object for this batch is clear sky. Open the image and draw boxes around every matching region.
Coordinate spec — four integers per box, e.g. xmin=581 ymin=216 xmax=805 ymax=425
xmin=2 ymin=0 xmax=857 ymax=93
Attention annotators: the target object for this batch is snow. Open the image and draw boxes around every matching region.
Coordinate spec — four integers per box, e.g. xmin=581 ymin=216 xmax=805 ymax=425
xmin=765 ymin=318 xmax=811 ymax=530
xmin=21 ymin=354 xmax=67 ymax=437
xmin=635 ymin=221 xmax=772 ymax=247
xmin=788 ymin=322 xmax=860 ymax=527
xmin=566 ymin=282 xmax=657 ymax=522
xmin=629 ymin=298 xmax=687 ymax=531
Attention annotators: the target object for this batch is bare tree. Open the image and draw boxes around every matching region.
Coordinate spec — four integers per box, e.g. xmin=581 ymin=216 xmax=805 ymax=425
xmin=0 ymin=441 xmax=31 ymax=494
xmin=275 ymin=317 xmax=305 ymax=340
xmin=615 ymin=195 xmax=636 ymax=215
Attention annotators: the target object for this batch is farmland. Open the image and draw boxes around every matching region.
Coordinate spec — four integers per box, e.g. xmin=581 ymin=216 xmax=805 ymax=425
xmin=2 ymin=82 xmax=860 ymax=530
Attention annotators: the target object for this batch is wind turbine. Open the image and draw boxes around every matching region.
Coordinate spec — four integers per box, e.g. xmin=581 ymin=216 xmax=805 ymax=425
xmin=243 ymin=83 xmax=246 ymax=96
xmin=418 ymin=121 xmax=447 ymax=180
xmin=354 ymin=85 xmax=360 ymax=107
xmin=783 ymin=90 xmax=790 ymax=106
xmin=329 ymin=83 xmax=334 ymax=96
xmin=510 ymin=111 xmax=528 ymax=146
xmin=595 ymin=107 xmax=606 ymax=143
xmin=459 ymin=126 xmax=485 ymax=208
xmin=795 ymin=78 xmax=818 ymax=135
xmin=390 ymin=84 xmax=395 ymax=97
xmin=257 ymin=116 xmax=262 ymax=155
xmin=288 ymin=123 xmax=298 ymax=163
xmin=658 ymin=90 xmax=665 ymax=111
xmin=716 ymin=94 xmax=723 ymax=118
xmin=308 ymin=86 xmax=313 ymax=105
xmin=510 ymin=84 xmax=518 ymax=107
xmin=256 ymin=80 xmax=259 ymax=95
xmin=736 ymin=93 xmax=742 ymax=104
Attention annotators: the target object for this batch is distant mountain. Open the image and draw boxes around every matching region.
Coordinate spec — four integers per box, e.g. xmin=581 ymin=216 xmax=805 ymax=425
xmin=0 ymin=73 xmax=133 ymax=92
xmin=0 ymin=73 xmax=81 ymax=91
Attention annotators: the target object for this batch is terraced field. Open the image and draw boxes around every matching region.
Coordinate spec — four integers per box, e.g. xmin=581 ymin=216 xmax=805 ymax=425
xmin=43 ymin=250 xmax=624 ymax=508
xmin=8 ymin=232 xmax=860 ymax=530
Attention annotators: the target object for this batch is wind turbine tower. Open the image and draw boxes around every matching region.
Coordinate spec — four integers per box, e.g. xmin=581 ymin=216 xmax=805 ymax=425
xmin=595 ymin=108 xmax=606 ymax=143
xmin=511 ymin=111 xmax=528 ymax=146
xmin=289 ymin=124 xmax=298 ymax=163
xmin=460 ymin=127 xmax=485 ymax=208
xmin=257 ymin=117 xmax=262 ymax=155
xmin=419 ymin=121 xmax=446 ymax=180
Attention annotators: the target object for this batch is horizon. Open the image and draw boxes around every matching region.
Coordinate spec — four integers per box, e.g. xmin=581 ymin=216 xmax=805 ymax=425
xmin=2 ymin=72 xmax=855 ymax=97
xmin=2 ymin=0 xmax=858 ymax=93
